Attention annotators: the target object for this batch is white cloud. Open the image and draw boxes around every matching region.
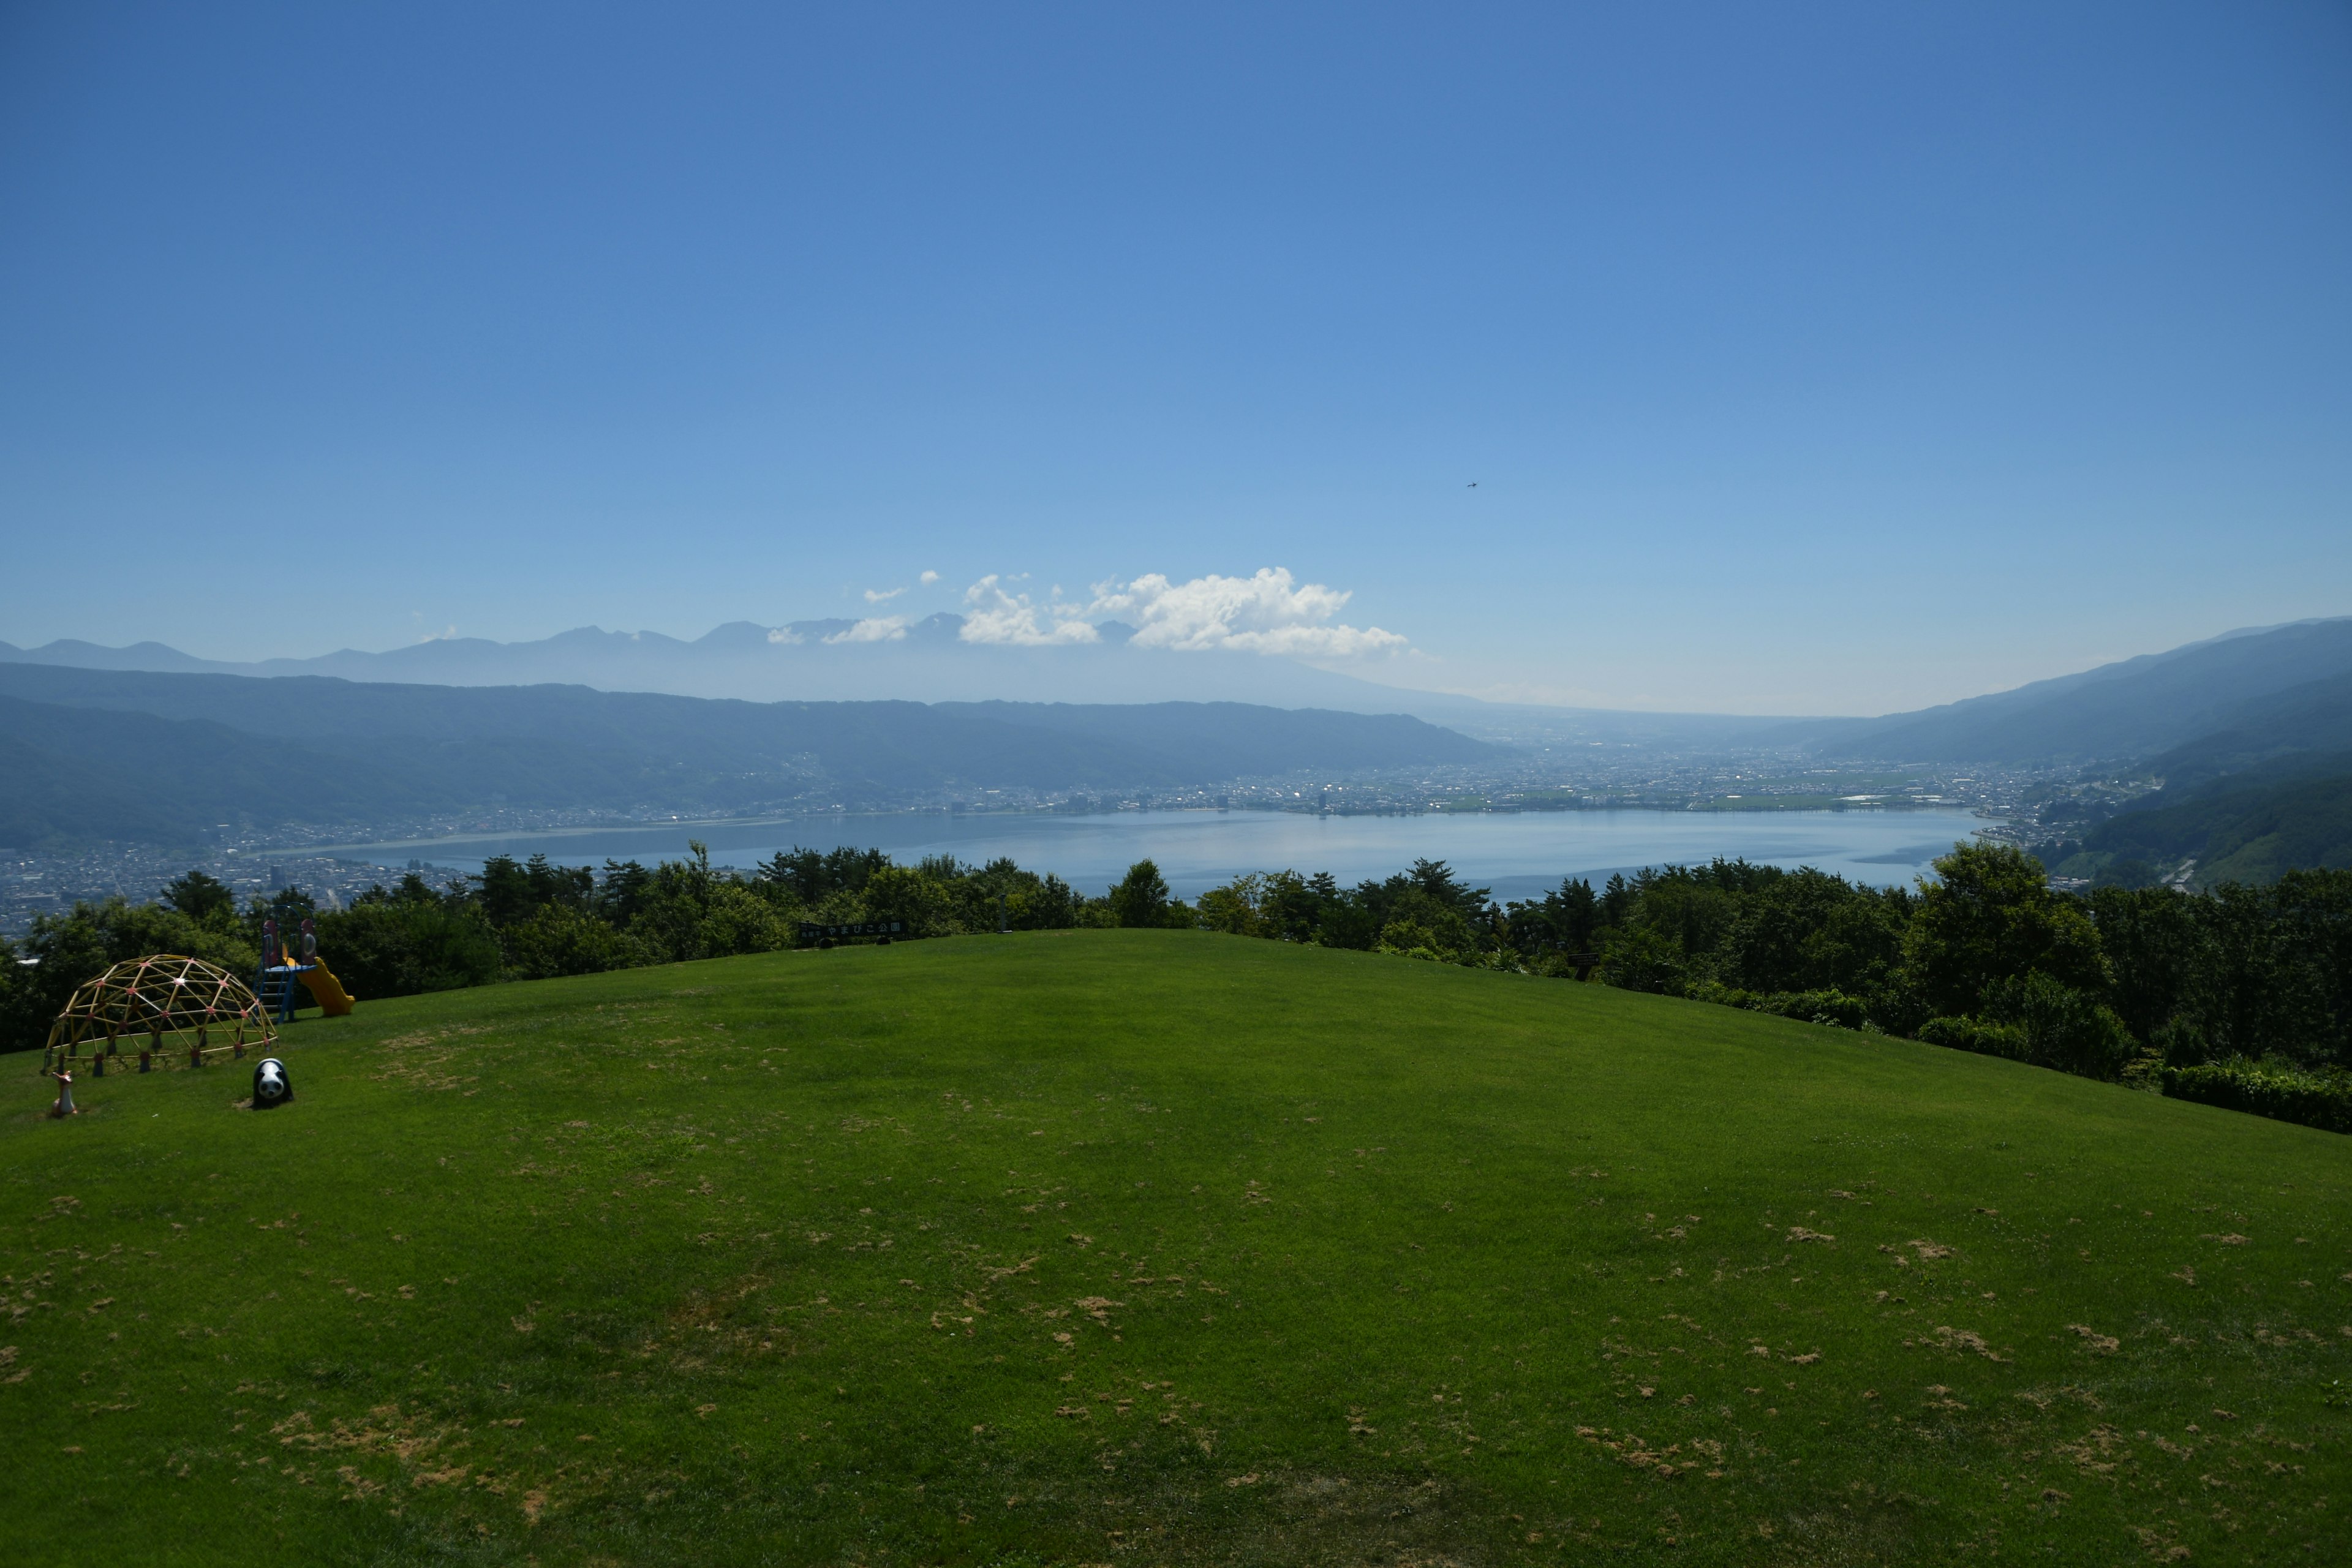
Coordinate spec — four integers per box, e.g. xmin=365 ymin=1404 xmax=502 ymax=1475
xmin=1087 ymin=568 xmax=1406 ymax=658
xmin=824 ymin=616 xmax=911 ymax=644
xmin=765 ymin=627 xmax=802 ymax=645
xmin=862 ymin=586 xmax=907 ymax=603
xmin=957 ymin=576 xmax=1101 ymax=646
xmin=919 ymin=569 xmax=941 ymax=586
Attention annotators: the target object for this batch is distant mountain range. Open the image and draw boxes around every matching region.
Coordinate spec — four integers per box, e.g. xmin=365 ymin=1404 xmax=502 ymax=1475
xmin=0 ymin=665 xmax=1500 ymax=850
xmin=0 ymin=616 xmax=1515 ymax=723
xmin=0 ymin=621 xmax=1806 ymax=750
xmin=7 ymin=614 xmax=2352 ymax=774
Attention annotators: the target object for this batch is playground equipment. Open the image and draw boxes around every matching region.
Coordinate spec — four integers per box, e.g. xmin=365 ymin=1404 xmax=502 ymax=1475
xmin=41 ymin=955 xmax=276 ymax=1079
xmin=255 ymin=917 xmax=356 ymax=1022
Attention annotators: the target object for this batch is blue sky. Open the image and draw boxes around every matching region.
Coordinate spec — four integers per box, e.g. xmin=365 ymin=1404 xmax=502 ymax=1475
xmin=2 ymin=1 xmax=2347 ymax=714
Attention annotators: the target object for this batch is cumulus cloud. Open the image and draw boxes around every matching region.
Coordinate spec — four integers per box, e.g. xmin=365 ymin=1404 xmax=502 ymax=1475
xmin=824 ymin=616 xmax=910 ymax=644
xmin=919 ymin=569 xmax=941 ymax=586
xmin=946 ymin=567 xmax=1404 ymax=657
xmin=957 ymin=576 xmax=1101 ymax=646
xmin=1087 ymin=568 xmax=1406 ymax=658
xmin=862 ymin=585 xmax=907 ymax=603
xmin=765 ymin=627 xmax=802 ymax=645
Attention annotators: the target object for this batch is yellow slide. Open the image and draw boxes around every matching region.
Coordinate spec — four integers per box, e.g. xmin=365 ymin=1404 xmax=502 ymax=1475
xmin=296 ymin=959 xmax=356 ymax=1017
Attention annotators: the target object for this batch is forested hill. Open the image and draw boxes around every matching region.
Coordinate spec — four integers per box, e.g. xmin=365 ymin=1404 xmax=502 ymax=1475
xmin=0 ymin=667 xmax=1500 ymax=849
xmin=2066 ymin=759 xmax=2352 ymax=887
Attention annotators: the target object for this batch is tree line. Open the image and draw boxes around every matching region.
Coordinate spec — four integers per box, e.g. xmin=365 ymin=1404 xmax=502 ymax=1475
xmin=3 ymin=840 xmax=2344 ymax=1133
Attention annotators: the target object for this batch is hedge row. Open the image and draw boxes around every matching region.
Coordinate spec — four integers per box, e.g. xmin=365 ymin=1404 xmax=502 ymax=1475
xmin=2160 ymin=1059 xmax=2352 ymax=1136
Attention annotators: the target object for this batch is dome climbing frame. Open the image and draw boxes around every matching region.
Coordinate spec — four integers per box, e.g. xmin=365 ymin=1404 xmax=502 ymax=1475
xmin=41 ymin=954 xmax=276 ymax=1077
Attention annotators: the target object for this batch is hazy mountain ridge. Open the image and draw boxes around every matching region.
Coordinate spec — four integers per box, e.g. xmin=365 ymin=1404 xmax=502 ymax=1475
xmin=9 ymin=614 xmax=2352 ymax=771
xmin=0 ymin=666 xmax=1502 ymax=850
xmin=0 ymin=624 xmax=1816 ymax=748
xmin=2136 ymin=671 xmax=2352 ymax=789
xmin=1810 ymin=618 xmax=2352 ymax=764
xmin=0 ymin=617 xmax=1460 ymax=714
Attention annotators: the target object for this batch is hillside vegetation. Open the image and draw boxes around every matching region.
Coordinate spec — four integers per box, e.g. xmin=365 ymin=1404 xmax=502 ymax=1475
xmin=4 ymin=934 xmax=2347 ymax=1566
xmin=2062 ymin=763 xmax=2352 ymax=888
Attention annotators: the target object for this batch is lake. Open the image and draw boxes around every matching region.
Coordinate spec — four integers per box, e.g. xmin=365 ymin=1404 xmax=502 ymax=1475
xmin=316 ymin=807 xmax=1996 ymax=903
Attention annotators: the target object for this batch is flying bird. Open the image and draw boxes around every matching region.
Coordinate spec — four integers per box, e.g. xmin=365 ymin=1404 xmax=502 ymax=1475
xmin=1467 ymin=481 xmax=1478 ymax=488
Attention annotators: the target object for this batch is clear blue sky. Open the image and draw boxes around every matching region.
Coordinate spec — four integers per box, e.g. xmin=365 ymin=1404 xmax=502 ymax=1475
xmin=2 ymin=2 xmax=2347 ymax=714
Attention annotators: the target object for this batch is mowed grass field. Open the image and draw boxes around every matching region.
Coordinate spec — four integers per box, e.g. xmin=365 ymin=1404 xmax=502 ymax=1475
xmin=4 ymin=932 xmax=2349 ymax=1566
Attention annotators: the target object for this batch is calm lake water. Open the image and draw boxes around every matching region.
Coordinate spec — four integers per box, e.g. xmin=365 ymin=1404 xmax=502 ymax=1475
xmin=320 ymin=807 xmax=1994 ymax=903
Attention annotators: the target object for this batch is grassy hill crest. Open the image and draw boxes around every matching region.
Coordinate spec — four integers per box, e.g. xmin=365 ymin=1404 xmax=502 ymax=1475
xmin=4 ymin=932 xmax=2346 ymax=1564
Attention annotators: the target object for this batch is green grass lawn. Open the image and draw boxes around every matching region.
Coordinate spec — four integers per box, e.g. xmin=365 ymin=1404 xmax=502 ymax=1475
xmin=4 ymin=931 xmax=2348 ymax=1566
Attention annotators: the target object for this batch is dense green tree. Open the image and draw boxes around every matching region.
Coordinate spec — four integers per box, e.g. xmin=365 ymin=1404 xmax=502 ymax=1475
xmin=2086 ymin=886 xmax=2209 ymax=1050
xmin=477 ymin=853 xmax=594 ymax=930
xmin=758 ymin=846 xmax=891 ymax=904
xmin=317 ymin=896 xmax=502 ymax=998
xmin=159 ymin=869 xmax=236 ymax=928
xmin=1109 ymin=860 xmax=1173 ymax=929
xmin=2268 ymin=869 xmax=2352 ymax=1068
xmin=1599 ymin=872 xmax=1637 ymax=927
xmin=1255 ymin=871 xmax=1329 ymax=944
xmin=1715 ymin=870 xmax=1906 ymax=998
xmin=1504 ymin=876 xmax=1602 ymax=958
xmin=1629 ymin=875 xmax=1739 ymax=965
xmin=1980 ymin=971 xmax=2139 ymax=1080
xmin=1904 ymin=843 xmax=2107 ymax=1019
xmin=503 ymin=903 xmax=644 ymax=979
xmin=1600 ymin=923 xmax=1688 ymax=995
xmin=620 ymin=845 xmax=792 ymax=962
xmin=594 ymin=861 xmax=655 ymax=926
xmin=1005 ymin=871 xmax=1080 ymax=932
xmin=1195 ymin=873 xmax=1265 ymax=937
xmin=860 ymin=865 xmax=956 ymax=938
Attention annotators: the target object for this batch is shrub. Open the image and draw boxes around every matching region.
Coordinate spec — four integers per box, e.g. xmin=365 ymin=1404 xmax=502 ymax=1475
xmin=2162 ymin=1058 xmax=2352 ymax=1135
xmin=1754 ymin=989 xmax=1871 ymax=1030
xmin=1375 ymin=918 xmax=1445 ymax=962
xmin=1918 ymin=1014 xmax=2030 ymax=1061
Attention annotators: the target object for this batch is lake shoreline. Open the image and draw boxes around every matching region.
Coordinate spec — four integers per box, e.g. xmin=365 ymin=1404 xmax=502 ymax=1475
xmin=283 ymin=805 xmax=2007 ymax=903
